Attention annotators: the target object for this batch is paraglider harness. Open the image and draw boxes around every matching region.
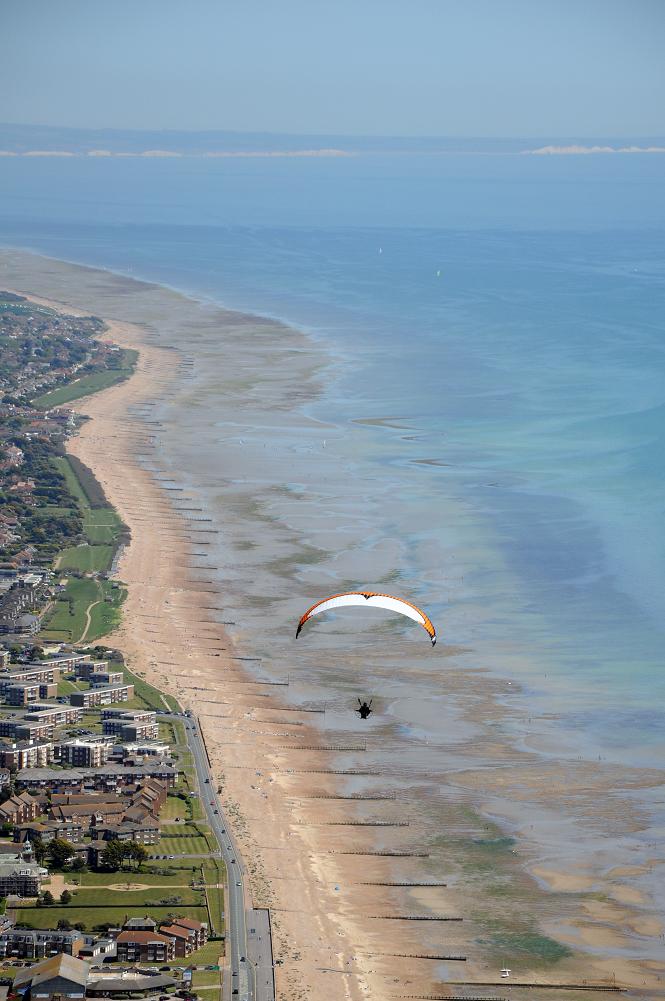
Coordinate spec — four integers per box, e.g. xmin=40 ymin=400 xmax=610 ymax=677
xmin=356 ymin=698 xmax=373 ymax=719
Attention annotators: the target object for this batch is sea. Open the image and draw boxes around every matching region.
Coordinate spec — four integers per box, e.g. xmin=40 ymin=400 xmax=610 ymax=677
xmin=1 ymin=137 xmax=665 ymax=940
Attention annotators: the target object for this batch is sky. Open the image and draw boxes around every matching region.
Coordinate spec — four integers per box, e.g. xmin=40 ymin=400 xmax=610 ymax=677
xmin=1 ymin=0 xmax=664 ymax=137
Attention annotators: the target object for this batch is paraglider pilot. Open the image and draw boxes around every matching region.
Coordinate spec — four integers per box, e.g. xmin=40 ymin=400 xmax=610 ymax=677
xmin=356 ymin=698 xmax=373 ymax=719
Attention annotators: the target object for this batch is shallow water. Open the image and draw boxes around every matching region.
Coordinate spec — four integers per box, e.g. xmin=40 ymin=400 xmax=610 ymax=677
xmin=1 ymin=146 xmax=665 ymax=964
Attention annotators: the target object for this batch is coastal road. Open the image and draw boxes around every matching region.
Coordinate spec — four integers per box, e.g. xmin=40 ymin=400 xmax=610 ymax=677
xmin=163 ymin=712 xmax=275 ymax=1001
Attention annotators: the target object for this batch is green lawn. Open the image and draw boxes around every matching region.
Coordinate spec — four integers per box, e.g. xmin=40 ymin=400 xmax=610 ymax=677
xmin=40 ymin=577 xmax=98 ymax=642
xmin=189 ymin=795 xmax=205 ymax=821
xmin=83 ymin=507 xmax=123 ymax=544
xmin=157 ymin=836 xmax=211 ymax=855
xmin=191 ymin=970 xmax=221 ymax=988
xmin=41 ymin=578 xmax=126 ymax=643
xmin=72 ymin=886 xmax=205 ymax=907
xmin=14 ymin=903 xmax=208 ymax=932
xmin=58 ymin=543 xmax=115 ymax=572
xmin=162 ymin=796 xmax=193 ymax=822
xmin=189 ymin=941 xmax=224 ymax=965
xmin=160 ymin=824 xmax=215 ymax=852
xmin=47 ymin=455 xmax=125 ymax=578
xmin=51 ymin=455 xmax=89 ymax=508
xmin=145 ymin=859 xmax=203 ymax=872
xmin=57 ymin=678 xmax=84 ymax=696
xmin=203 ymin=860 xmax=226 ymax=937
xmin=33 ymin=349 xmax=138 ymax=408
xmin=160 ymin=824 xmax=205 ymax=839
xmin=78 ymin=870 xmax=196 ymax=887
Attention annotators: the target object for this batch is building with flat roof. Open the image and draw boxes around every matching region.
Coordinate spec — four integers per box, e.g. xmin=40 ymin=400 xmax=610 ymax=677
xmin=26 ymin=704 xmax=82 ymax=726
xmin=16 ymin=761 xmax=176 ymax=791
xmin=0 ymin=927 xmax=84 ymax=959
xmin=0 ymin=665 xmax=61 ymax=696
xmin=102 ymin=710 xmax=158 ymax=741
xmin=69 ymin=684 xmax=134 ymax=709
xmin=0 ymin=718 xmax=56 ymax=741
xmin=101 ymin=708 xmax=154 ymax=722
xmin=5 ymin=682 xmax=57 ymax=705
xmin=73 ymin=660 xmax=108 ymax=679
xmin=0 ymin=741 xmax=54 ymax=770
xmin=58 ymin=739 xmax=111 ymax=768
xmin=89 ymin=671 xmax=123 ymax=688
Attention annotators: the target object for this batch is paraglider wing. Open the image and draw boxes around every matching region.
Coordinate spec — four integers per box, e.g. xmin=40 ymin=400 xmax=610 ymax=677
xmin=295 ymin=591 xmax=436 ymax=645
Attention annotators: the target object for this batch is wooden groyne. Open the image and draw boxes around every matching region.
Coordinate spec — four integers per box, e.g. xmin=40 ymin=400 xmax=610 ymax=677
xmin=302 ymin=793 xmax=396 ymax=800
xmin=331 ymin=850 xmax=430 ymax=857
xmin=281 ymin=744 xmax=366 ymax=752
xmin=299 ymin=820 xmax=409 ymax=827
xmin=359 ymin=881 xmax=446 ymax=887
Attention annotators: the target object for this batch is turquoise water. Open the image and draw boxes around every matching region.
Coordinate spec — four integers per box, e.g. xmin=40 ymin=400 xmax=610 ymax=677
xmin=1 ymin=148 xmax=664 ymax=765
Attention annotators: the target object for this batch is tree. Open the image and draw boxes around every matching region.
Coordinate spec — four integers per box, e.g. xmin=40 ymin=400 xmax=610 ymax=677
xmin=41 ymin=890 xmax=54 ymax=906
xmin=46 ymin=838 xmax=76 ymax=870
xmin=128 ymin=843 xmax=148 ymax=868
xmin=60 ymin=890 xmax=72 ymax=905
xmin=32 ymin=836 xmax=47 ymax=866
xmin=56 ymin=919 xmax=72 ymax=931
xmin=100 ymin=840 xmax=125 ymax=872
xmin=70 ymin=857 xmax=86 ymax=872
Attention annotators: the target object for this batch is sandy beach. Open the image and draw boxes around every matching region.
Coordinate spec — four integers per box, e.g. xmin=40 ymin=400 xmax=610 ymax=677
xmin=2 ymin=249 xmax=664 ymax=1000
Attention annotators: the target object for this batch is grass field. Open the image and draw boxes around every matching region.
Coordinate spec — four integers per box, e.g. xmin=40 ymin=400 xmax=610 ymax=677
xmin=52 ymin=455 xmax=88 ymax=508
xmin=50 ymin=456 xmax=123 ymax=573
xmin=145 ymin=861 xmax=203 ymax=874
xmin=191 ymin=970 xmax=221 ymax=988
xmin=78 ymin=870 xmax=198 ymax=887
xmin=71 ymin=886 xmax=205 ymax=907
xmin=187 ymin=941 xmax=224 ymax=965
xmin=202 ymin=860 xmax=226 ymax=935
xmin=83 ymin=507 xmax=124 ymax=544
xmin=162 ymin=796 xmax=193 ymax=822
xmin=156 ymin=836 xmax=211 ymax=855
xmin=57 ymin=678 xmax=83 ymax=696
xmin=33 ymin=349 xmax=138 ymax=408
xmin=41 ymin=578 xmax=126 ymax=643
xmin=58 ymin=543 xmax=115 ymax=572
xmin=14 ymin=904 xmax=209 ymax=932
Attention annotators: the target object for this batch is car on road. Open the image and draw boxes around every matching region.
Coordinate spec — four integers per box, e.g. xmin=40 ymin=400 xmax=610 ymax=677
xmin=213 ymin=809 xmax=219 ymax=814
xmin=236 ymin=881 xmax=241 ymax=886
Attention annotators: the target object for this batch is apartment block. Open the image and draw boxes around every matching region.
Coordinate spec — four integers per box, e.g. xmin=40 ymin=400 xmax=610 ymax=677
xmin=69 ymin=684 xmax=134 ymax=709
xmin=5 ymin=682 xmax=58 ymax=705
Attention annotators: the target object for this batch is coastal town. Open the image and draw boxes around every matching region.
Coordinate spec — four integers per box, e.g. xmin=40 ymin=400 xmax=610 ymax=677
xmin=0 ymin=292 xmax=232 ymax=1001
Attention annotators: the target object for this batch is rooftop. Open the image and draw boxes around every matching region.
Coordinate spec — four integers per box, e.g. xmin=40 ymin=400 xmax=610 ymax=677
xmin=13 ymin=952 xmax=90 ymax=989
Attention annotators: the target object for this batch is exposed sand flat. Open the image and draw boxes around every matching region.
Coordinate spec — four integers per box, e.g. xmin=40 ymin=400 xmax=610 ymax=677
xmin=2 ymin=249 xmax=664 ymax=999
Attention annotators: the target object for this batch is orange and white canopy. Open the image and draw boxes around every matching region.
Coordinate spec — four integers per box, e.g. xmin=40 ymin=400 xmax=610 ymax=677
xmin=295 ymin=591 xmax=436 ymax=645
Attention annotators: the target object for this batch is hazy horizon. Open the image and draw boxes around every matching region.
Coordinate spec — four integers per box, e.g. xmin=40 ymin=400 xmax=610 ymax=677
xmin=3 ymin=0 xmax=664 ymax=136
